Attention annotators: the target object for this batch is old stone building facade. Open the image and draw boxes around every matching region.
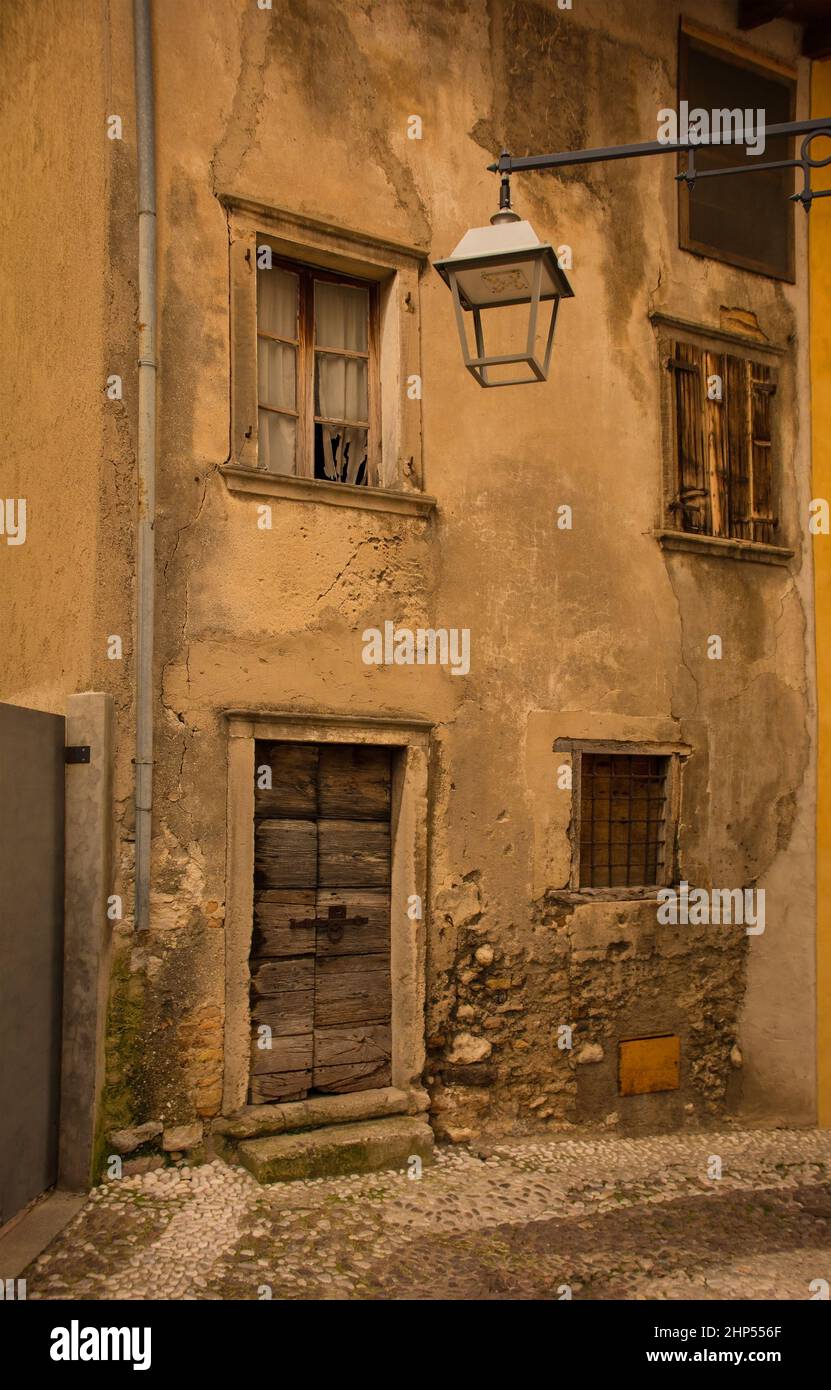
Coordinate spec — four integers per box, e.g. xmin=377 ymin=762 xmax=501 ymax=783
xmin=1 ymin=0 xmax=823 ymax=1182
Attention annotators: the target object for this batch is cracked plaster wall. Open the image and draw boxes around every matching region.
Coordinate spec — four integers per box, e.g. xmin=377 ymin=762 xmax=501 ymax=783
xmin=0 ymin=0 xmax=817 ymax=1145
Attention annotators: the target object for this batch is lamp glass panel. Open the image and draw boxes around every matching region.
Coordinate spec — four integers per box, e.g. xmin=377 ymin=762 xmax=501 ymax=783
xmin=454 ymin=252 xmax=558 ymax=307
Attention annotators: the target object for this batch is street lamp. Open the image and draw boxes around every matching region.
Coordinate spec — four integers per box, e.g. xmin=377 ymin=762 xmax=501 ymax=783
xmin=436 ymin=119 xmax=831 ymax=386
xmin=433 ymin=175 xmax=574 ymax=387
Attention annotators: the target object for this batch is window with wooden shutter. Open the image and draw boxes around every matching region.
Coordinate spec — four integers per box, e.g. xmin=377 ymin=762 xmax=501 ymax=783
xmin=668 ymin=341 xmax=776 ymax=545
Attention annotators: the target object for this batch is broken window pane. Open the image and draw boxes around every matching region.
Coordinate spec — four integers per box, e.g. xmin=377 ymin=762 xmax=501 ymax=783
xmin=315 ymin=424 xmax=368 ymax=486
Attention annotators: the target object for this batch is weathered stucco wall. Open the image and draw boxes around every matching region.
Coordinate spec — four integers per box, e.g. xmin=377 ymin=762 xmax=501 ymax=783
xmin=2 ymin=0 xmax=818 ymax=1152
xmin=0 ymin=0 xmax=120 ymax=713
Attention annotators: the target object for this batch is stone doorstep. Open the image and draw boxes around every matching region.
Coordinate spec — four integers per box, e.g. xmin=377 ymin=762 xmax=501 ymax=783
xmin=213 ymin=1086 xmax=414 ymax=1141
xmin=238 ymin=1117 xmax=435 ymax=1184
xmin=0 ymin=1190 xmax=86 ymax=1279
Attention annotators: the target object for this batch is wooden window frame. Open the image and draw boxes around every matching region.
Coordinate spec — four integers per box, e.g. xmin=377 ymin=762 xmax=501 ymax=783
xmin=223 ymin=198 xmax=431 ymax=512
xmin=563 ymin=741 xmax=684 ymax=900
xmin=666 ymin=338 xmax=778 ymax=544
xmin=677 ymin=24 xmax=797 ymax=282
xmin=653 ymin=320 xmax=793 ymax=563
xmin=258 ymin=253 xmax=382 ymax=486
xmin=222 ymin=710 xmax=431 ymax=1117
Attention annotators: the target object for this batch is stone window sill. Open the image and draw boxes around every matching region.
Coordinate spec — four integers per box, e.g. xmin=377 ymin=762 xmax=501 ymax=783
xmin=550 ymin=888 xmax=663 ymax=906
xmin=655 ymin=529 xmax=793 ymax=567
xmin=221 ymin=465 xmax=437 ymax=518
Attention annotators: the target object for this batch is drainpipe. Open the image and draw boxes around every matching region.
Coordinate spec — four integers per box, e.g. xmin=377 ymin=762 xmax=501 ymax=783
xmin=133 ymin=0 xmax=157 ymax=932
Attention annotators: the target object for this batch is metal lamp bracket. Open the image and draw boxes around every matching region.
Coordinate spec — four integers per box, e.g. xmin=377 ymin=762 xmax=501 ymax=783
xmin=489 ymin=117 xmax=831 ymax=214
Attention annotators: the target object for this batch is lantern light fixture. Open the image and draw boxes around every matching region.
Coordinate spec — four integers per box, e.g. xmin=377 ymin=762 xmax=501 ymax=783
xmin=433 ymin=175 xmax=573 ymax=387
xmin=436 ymin=117 xmax=831 ymax=386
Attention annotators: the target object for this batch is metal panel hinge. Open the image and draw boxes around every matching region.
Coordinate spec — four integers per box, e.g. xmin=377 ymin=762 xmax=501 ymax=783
xmin=65 ymin=745 xmax=91 ymax=764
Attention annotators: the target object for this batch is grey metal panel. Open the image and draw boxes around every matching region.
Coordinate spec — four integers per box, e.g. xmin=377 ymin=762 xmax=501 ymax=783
xmin=0 ymin=703 xmax=65 ymax=1225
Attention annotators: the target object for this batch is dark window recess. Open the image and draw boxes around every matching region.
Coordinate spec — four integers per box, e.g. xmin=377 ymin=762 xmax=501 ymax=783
xmin=679 ymin=33 xmax=796 ymax=280
xmin=579 ymin=754 xmax=668 ymax=889
xmin=314 ymin=423 xmax=367 ymax=486
xmin=669 ymin=340 xmax=776 ymax=543
xmin=257 ymin=254 xmax=378 ymax=484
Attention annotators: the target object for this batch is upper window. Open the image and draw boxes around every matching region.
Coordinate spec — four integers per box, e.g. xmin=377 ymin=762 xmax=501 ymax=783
xmin=678 ymin=29 xmax=796 ymax=280
xmin=257 ymin=255 xmax=379 ymax=485
xmin=224 ymin=201 xmax=428 ymax=508
xmin=668 ymin=339 xmax=777 ymax=544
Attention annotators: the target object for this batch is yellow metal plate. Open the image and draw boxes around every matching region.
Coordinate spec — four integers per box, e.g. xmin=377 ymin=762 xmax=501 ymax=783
xmin=618 ymin=1035 xmax=680 ymax=1096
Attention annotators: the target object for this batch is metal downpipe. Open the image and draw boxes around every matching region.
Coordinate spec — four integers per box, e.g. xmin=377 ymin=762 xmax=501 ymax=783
xmin=133 ymin=0 xmax=157 ymax=932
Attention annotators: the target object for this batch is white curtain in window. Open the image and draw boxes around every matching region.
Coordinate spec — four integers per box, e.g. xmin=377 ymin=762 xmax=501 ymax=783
xmin=259 ymin=410 xmax=296 ymax=475
xmin=258 ymin=339 xmax=296 ymax=411
xmin=258 ymin=267 xmax=298 ymax=339
xmin=314 ymin=280 xmax=368 ymax=351
xmin=315 ymin=354 xmax=367 ymax=424
xmin=257 ymin=266 xmax=298 ymax=474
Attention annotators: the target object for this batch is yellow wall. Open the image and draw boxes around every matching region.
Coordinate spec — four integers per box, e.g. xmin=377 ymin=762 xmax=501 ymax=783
xmin=813 ymin=61 xmax=831 ymax=1126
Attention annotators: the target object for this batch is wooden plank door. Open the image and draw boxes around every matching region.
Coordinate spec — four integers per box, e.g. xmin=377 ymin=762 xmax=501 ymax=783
xmin=314 ymin=745 xmax=392 ymax=1093
xmin=249 ymin=742 xmax=392 ymax=1104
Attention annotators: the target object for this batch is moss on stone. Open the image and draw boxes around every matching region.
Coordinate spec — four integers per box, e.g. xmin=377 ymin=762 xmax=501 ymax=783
xmin=94 ymin=947 xmax=151 ymax=1180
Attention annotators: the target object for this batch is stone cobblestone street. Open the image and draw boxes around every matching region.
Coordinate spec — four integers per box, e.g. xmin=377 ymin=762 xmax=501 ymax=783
xmin=24 ymin=1127 xmax=831 ymax=1301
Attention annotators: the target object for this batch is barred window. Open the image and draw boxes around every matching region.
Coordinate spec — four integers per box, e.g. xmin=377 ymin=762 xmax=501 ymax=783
xmin=578 ymin=754 xmax=669 ymax=889
xmin=669 ymin=341 xmax=776 ymax=544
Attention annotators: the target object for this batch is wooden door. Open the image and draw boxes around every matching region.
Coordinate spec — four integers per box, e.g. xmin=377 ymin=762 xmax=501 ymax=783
xmin=249 ymin=742 xmax=392 ymax=1103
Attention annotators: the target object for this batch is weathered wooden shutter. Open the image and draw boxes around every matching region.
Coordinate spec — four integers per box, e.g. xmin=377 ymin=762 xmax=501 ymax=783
xmin=725 ymin=354 xmax=751 ymax=541
xmin=670 ymin=342 xmax=776 ymax=544
xmin=669 ymin=343 xmax=708 ymax=533
xmin=703 ymin=350 xmax=728 ymax=537
xmin=748 ymin=362 xmax=776 ymax=544
xmin=249 ymin=742 xmax=392 ymax=1103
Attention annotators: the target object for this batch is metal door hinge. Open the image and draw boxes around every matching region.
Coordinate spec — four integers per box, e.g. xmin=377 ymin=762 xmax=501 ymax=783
xmin=65 ymin=745 xmax=91 ymax=764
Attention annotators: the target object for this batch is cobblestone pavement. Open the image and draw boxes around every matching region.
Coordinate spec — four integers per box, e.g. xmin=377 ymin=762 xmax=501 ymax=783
xmin=24 ymin=1127 xmax=831 ymax=1301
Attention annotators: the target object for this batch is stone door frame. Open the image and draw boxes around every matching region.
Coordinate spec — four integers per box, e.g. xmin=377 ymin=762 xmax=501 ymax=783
xmin=222 ymin=710 xmax=431 ymax=1115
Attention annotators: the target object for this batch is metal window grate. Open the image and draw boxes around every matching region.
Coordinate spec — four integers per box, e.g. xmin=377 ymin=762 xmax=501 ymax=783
xmin=579 ymin=754 xmax=668 ymax=888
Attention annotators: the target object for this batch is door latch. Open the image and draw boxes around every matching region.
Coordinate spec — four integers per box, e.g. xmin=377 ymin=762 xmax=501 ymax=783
xmin=326 ymin=905 xmax=346 ymax=944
